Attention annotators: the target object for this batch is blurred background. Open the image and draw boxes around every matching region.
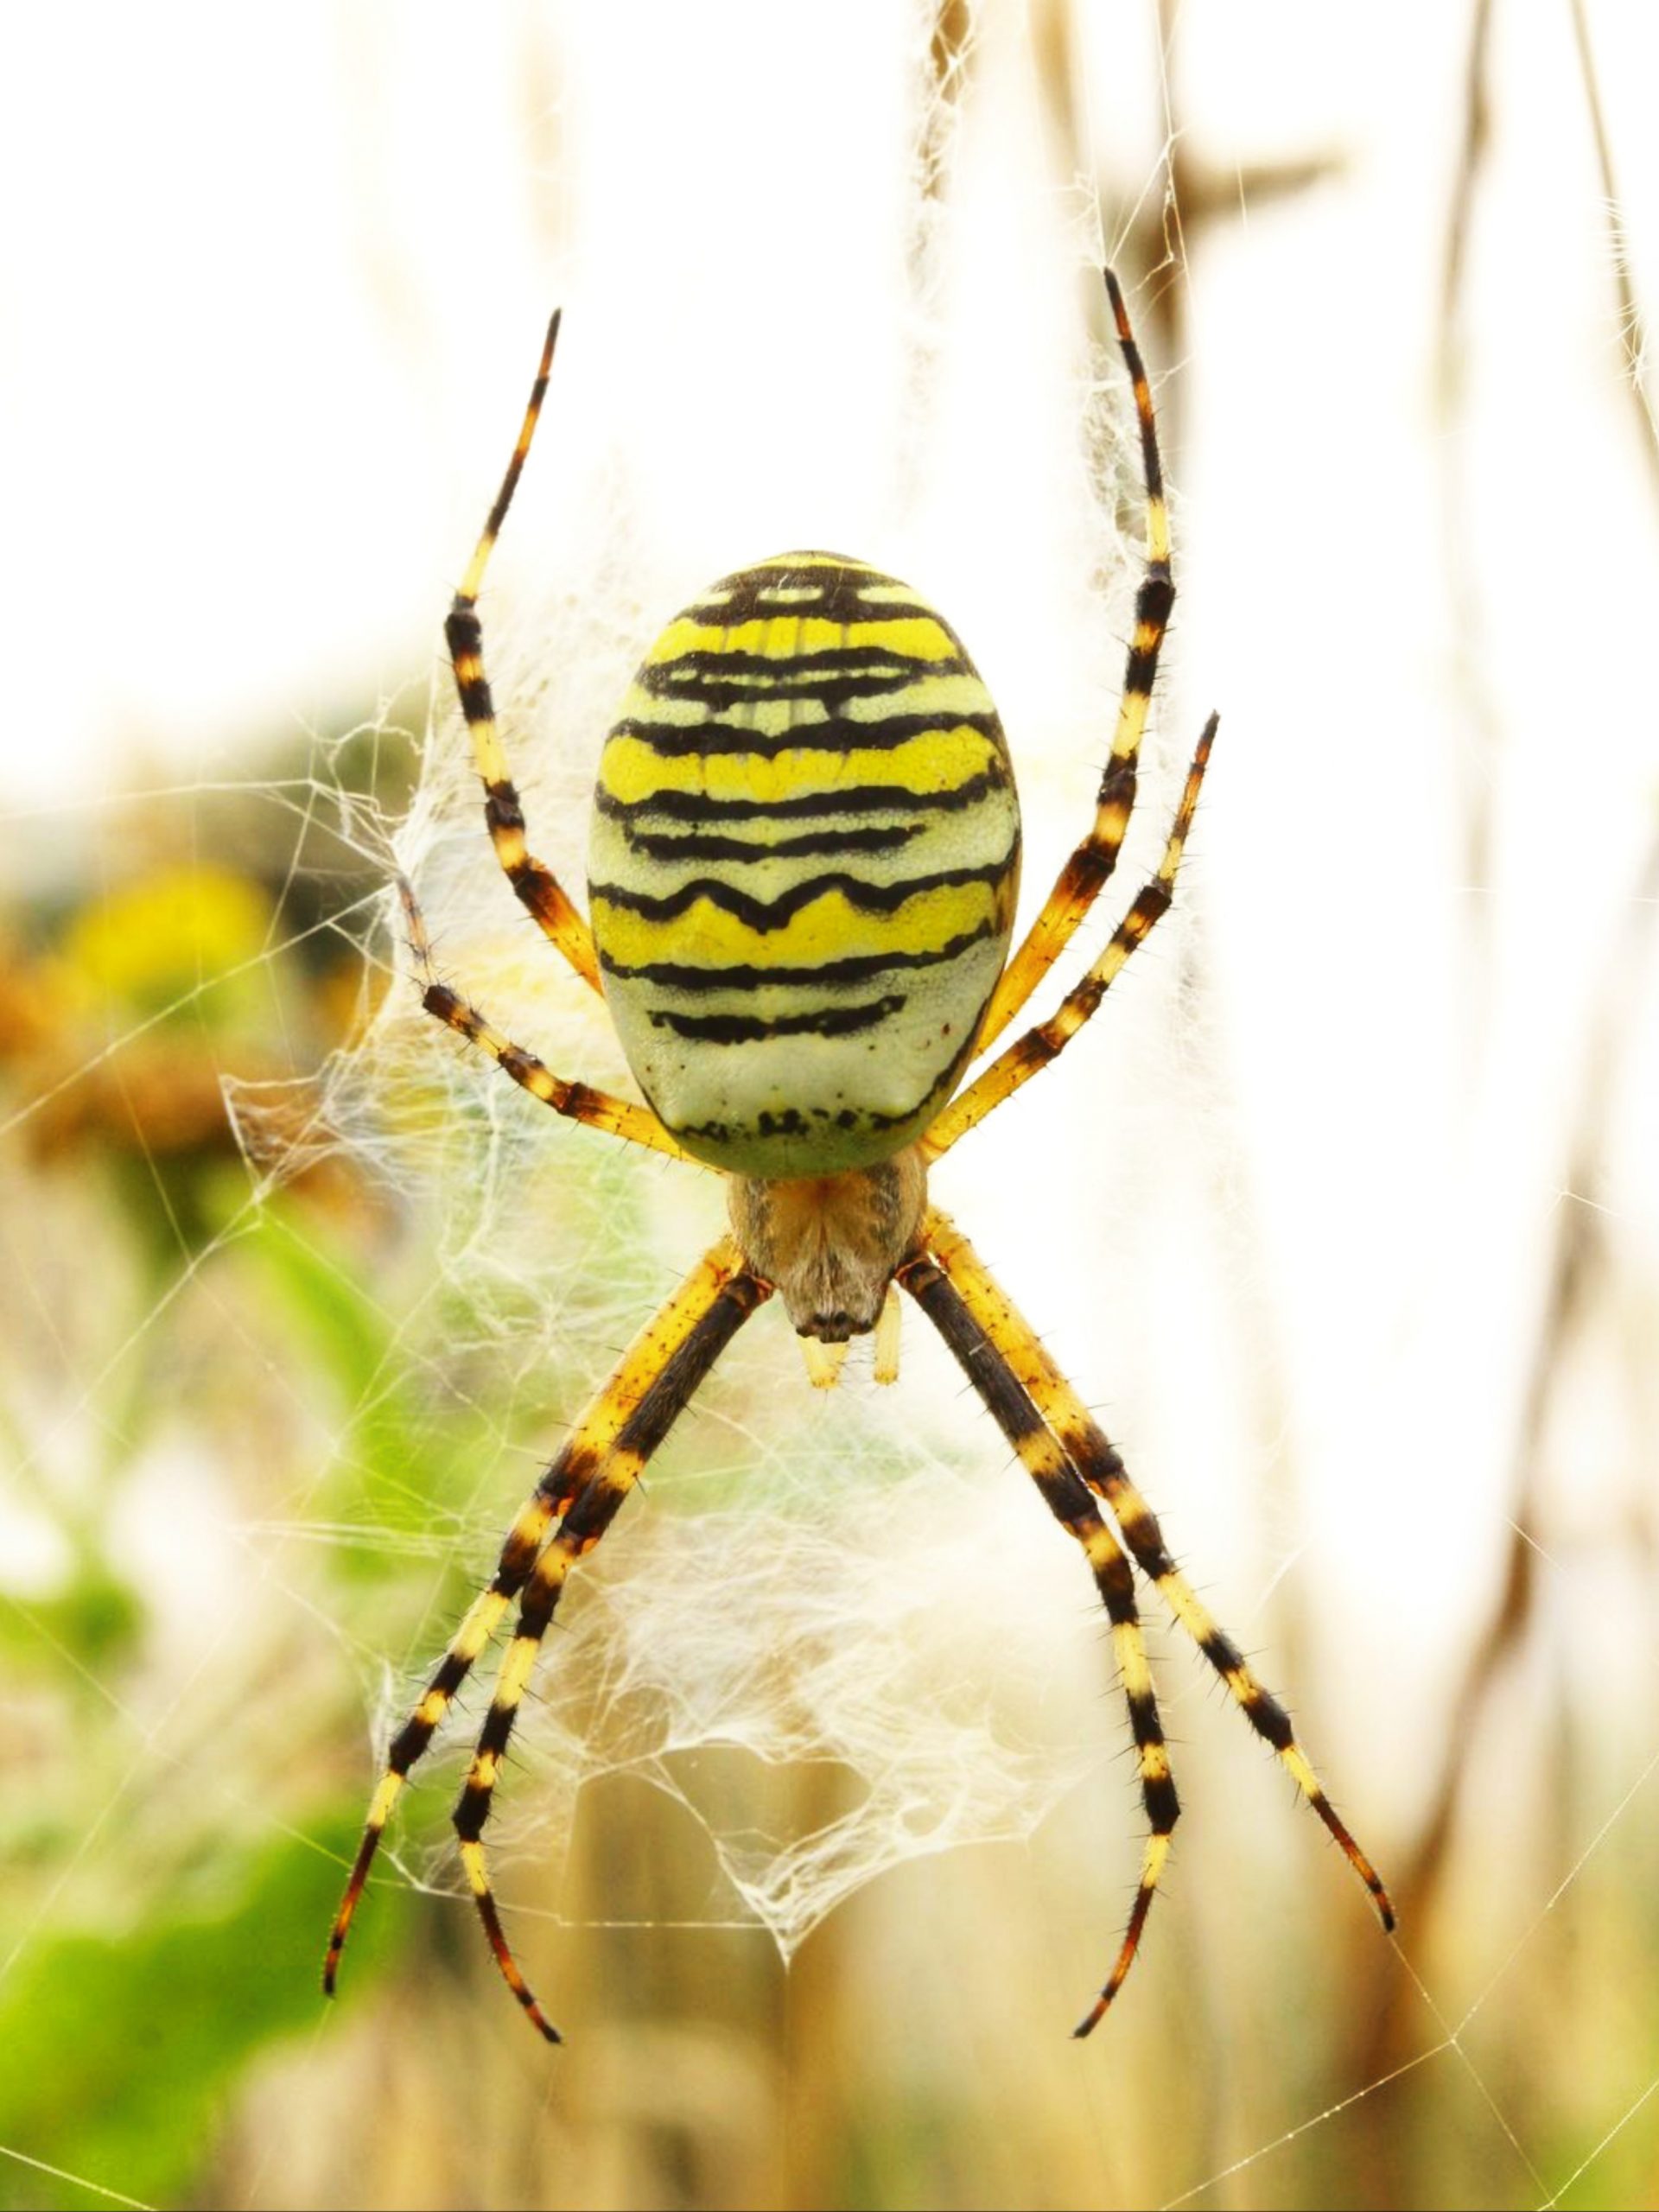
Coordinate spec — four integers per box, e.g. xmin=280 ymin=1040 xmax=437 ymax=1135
xmin=3 ymin=3 xmax=1657 ymax=2207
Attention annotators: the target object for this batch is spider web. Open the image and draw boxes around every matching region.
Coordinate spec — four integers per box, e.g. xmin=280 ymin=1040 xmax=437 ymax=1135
xmin=3 ymin=5 xmax=1659 ymax=2210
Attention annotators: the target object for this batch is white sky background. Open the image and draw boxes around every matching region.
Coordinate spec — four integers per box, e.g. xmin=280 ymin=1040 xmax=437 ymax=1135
xmin=3 ymin=3 xmax=1658 ymax=2191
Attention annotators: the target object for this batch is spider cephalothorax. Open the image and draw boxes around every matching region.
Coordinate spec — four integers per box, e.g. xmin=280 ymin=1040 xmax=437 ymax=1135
xmin=728 ymin=1147 xmax=927 ymax=1340
xmin=324 ymin=273 xmax=1394 ymax=2047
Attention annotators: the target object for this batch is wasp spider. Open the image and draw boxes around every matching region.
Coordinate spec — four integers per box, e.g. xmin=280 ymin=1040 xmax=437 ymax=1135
xmin=324 ymin=271 xmax=1394 ymax=2044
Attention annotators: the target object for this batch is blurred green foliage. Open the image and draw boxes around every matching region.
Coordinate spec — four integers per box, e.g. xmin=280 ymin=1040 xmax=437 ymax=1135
xmin=0 ymin=1822 xmax=405 ymax=2212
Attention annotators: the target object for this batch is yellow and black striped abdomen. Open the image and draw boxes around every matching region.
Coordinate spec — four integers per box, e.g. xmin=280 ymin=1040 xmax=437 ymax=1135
xmin=589 ymin=554 xmax=1021 ymax=1176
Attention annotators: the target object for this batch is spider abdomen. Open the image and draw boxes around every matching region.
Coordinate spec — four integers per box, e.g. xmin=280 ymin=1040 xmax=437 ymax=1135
xmin=588 ymin=553 xmax=1021 ymax=1177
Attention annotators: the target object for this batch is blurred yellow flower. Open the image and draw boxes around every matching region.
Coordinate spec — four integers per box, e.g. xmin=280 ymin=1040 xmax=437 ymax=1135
xmin=62 ymin=863 xmax=271 ymax=1009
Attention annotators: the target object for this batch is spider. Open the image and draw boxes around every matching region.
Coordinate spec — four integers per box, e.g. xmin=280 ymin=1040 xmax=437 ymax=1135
xmin=323 ymin=269 xmax=1394 ymax=2044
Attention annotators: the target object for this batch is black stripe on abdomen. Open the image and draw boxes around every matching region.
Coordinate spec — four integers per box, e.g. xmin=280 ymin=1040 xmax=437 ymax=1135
xmin=608 ymin=709 xmax=1003 ymax=759
xmin=593 ymin=766 xmax=1009 ymax=826
xmin=589 ymin=851 xmax=1015 ymax=933
xmin=645 ymin=993 xmax=906 ymax=1043
xmin=598 ymin=921 xmax=1001 ymax=993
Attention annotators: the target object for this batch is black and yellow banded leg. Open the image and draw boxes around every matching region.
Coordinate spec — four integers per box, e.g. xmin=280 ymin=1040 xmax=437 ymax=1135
xmin=445 ymin=307 xmax=601 ymax=995
xmin=895 ymin=1248 xmax=1180 ymax=2037
xmin=921 ymin=1208 xmax=1396 ymax=1938
xmin=324 ymin=1237 xmax=764 ymax=2003
xmin=976 ymin=268 xmax=1178 ymax=1056
xmin=397 ymin=878 xmax=694 ymax=1164
xmin=925 ymin=712 xmax=1217 ymax=1160
xmin=451 ymin=1254 xmax=772 ymax=2041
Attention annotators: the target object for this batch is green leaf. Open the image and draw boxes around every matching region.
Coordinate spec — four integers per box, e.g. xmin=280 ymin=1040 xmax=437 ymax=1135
xmin=0 ymin=1815 xmax=405 ymax=2211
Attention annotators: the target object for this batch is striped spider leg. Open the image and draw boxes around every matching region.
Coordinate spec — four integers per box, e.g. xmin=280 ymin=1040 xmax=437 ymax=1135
xmin=393 ymin=873 xmax=696 ymax=1164
xmin=902 ymin=1211 xmax=1395 ymax=2036
xmin=894 ymin=1235 xmax=1179 ymax=2033
xmin=974 ymin=267 xmax=1180 ymax=1057
xmin=923 ymin=709 xmax=1216 ymax=1158
xmin=325 ymin=1237 xmax=771 ymax=2037
xmin=446 ymin=308 xmax=602 ymax=993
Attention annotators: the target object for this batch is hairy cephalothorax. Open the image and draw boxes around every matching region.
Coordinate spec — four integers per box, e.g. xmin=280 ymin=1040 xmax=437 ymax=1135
xmin=324 ymin=271 xmax=1394 ymax=2048
xmin=727 ymin=1148 xmax=927 ymax=1340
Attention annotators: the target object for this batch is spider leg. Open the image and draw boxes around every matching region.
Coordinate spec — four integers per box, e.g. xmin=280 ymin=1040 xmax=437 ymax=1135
xmin=445 ymin=307 xmax=602 ymax=995
xmin=921 ymin=1208 xmax=1395 ymax=1941
xmin=976 ymin=268 xmax=1179 ymax=1056
xmin=451 ymin=1246 xmax=771 ymax=2041
xmin=324 ymin=1236 xmax=766 ymax=2006
xmin=397 ymin=877 xmax=696 ymax=1163
xmin=894 ymin=1249 xmax=1181 ymax=2036
xmin=923 ymin=712 xmax=1216 ymax=1159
